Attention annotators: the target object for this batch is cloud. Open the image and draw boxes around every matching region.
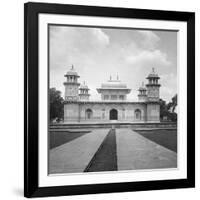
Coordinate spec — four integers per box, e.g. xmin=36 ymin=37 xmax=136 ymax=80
xmin=137 ymin=30 xmax=160 ymax=50
xmin=160 ymin=87 xmax=176 ymax=102
xmin=91 ymin=28 xmax=110 ymax=46
xmin=125 ymin=49 xmax=171 ymax=68
xmin=117 ymin=30 xmax=171 ymax=72
xmin=160 ymin=73 xmax=176 ymax=81
xmin=50 ymin=26 xmax=110 ymax=70
xmin=160 ymin=73 xmax=177 ymax=102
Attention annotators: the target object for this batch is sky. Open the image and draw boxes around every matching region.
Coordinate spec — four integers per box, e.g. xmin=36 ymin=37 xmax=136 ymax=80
xmin=49 ymin=25 xmax=177 ymax=103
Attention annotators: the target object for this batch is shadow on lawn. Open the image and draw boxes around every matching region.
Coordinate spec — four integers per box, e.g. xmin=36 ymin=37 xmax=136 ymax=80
xmin=49 ymin=131 xmax=91 ymax=149
xmin=135 ymin=129 xmax=177 ymax=153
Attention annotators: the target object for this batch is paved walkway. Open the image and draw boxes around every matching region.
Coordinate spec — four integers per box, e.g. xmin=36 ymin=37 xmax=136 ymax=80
xmin=116 ymin=129 xmax=177 ymax=170
xmin=49 ymin=128 xmax=177 ymax=174
xmin=49 ymin=129 xmax=109 ymax=174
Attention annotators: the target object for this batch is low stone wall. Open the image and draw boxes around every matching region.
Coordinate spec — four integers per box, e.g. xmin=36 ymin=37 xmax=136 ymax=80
xmin=50 ymin=122 xmax=177 ymax=130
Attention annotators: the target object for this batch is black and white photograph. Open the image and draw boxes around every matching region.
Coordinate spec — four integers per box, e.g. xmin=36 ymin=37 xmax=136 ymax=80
xmin=49 ymin=25 xmax=178 ymax=174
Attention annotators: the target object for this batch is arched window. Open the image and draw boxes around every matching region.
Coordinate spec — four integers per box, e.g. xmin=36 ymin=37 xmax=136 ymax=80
xmin=135 ymin=109 xmax=141 ymax=120
xmin=85 ymin=109 xmax=93 ymax=119
xmin=122 ymin=108 xmax=125 ymax=119
xmin=102 ymin=109 xmax=105 ymax=119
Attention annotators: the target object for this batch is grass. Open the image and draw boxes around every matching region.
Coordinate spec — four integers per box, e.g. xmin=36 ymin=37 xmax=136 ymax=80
xmin=135 ymin=129 xmax=177 ymax=152
xmin=49 ymin=131 xmax=90 ymax=149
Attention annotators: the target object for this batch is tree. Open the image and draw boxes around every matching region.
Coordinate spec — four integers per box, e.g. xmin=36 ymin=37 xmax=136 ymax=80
xmin=168 ymin=112 xmax=177 ymax=122
xmin=50 ymin=88 xmax=64 ymax=122
xmin=171 ymin=94 xmax=177 ymax=112
xmin=167 ymin=94 xmax=177 ymax=122
xmin=159 ymin=99 xmax=169 ymax=120
xmin=159 ymin=94 xmax=178 ymax=122
xmin=167 ymin=94 xmax=177 ymax=113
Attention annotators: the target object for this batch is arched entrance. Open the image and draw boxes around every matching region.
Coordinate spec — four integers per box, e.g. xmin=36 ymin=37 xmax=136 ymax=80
xmin=85 ymin=109 xmax=93 ymax=119
xmin=110 ymin=109 xmax=118 ymax=120
xmin=135 ymin=109 xmax=141 ymax=120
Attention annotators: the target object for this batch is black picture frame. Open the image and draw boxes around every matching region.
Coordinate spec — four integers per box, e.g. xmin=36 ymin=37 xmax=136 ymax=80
xmin=24 ymin=2 xmax=195 ymax=198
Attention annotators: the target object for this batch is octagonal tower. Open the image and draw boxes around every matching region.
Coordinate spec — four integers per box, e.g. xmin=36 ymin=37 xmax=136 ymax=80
xmin=146 ymin=68 xmax=161 ymax=102
xmin=63 ymin=65 xmax=80 ymax=101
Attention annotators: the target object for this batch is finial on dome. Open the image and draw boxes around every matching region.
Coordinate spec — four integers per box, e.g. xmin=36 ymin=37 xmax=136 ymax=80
xmin=142 ymin=82 xmax=144 ymax=87
xmin=110 ymin=75 xmax=112 ymax=81
xmin=83 ymin=81 xmax=86 ymax=85
xmin=71 ymin=64 xmax=74 ymax=70
xmin=117 ymin=74 xmax=119 ymax=80
xmin=152 ymin=67 xmax=155 ymax=73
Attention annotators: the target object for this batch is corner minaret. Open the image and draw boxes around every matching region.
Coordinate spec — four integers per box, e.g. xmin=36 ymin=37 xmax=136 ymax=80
xmin=138 ymin=82 xmax=147 ymax=102
xmin=79 ymin=81 xmax=90 ymax=101
xmin=63 ymin=65 xmax=80 ymax=101
xmin=146 ymin=68 xmax=161 ymax=102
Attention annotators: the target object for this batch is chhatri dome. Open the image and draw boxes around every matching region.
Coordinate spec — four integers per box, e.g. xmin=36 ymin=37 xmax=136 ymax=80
xmin=79 ymin=81 xmax=90 ymax=101
xmin=100 ymin=75 xmax=129 ymax=89
xmin=79 ymin=81 xmax=89 ymax=90
xmin=64 ymin=65 xmax=80 ymax=77
xmin=138 ymin=82 xmax=147 ymax=91
xmin=146 ymin=67 xmax=160 ymax=79
xmin=96 ymin=75 xmax=131 ymax=101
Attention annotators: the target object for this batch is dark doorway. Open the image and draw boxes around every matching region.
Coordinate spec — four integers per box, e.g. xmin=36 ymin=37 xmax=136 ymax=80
xmin=135 ymin=109 xmax=141 ymax=120
xmin=85 ymin=109 xmax=93 ymax=119
xmin=110 ymin=109 xmax=118 ymax=120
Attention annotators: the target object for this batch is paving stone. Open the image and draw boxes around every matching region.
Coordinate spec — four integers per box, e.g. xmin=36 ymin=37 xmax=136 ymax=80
xmin=116 ymin=129 xmax=177 ymax=170
xmin=49 ymin=129 xmax=109 ymax=174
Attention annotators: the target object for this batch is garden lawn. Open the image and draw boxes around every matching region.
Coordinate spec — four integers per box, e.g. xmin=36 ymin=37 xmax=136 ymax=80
xmin=135 ymin=129 xmax=177 ymax=152
xmin=49 ymin=131 xmax=90 ymax=149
